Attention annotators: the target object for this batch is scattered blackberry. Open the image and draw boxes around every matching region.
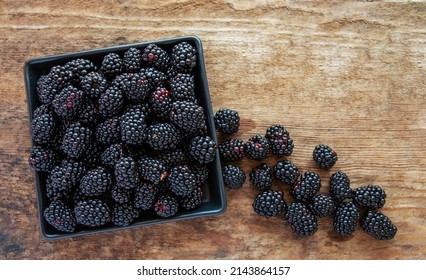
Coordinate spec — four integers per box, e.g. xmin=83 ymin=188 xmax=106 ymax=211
xmin=101 ymin=53 xmax=123 ymax=79
xmin=52 ymin=85 xmax=85 ymax=118
xmin=329 ymin=171 xmax=353 ymax=202
xmin=144 ymin=123 xmax=181 ymax=151
xmin=80 ymin=71 xmax=108 ymax=99
xmin=123 ymin=47 xmax=142 ymax=73
xmin=74 ymin=199 xmax=110 ymax=227
xmin=170 ymin=73 xmax=195 ymax=101
xmin=172 ymin=42 xmax=196 ymax=72
xmin=313 ymin=144 xmax=338 ymax=170
xmin=308 ymin=194 xmax=337 ymax=217
xmin=31 ymin=112 xmax=58 ymax=145
xmin=285 ymin=202 xmax=318 ymax=237
xmin=79 ymin=167 xmax=112 ymax=196
xmin=265 ymin=124 xmax=293 ymax=157
xmin=249 ymin=163 xmax=273 ymax=191
xmin=112 ymin=203 xmax=140 ymax=227
xmin=354 ymin=185 xmax=386 ymax=209
xmin=189 ymin=136 xmax=217 ymax=164
xmin=134 ymin=182 xmax=158 ymax=210
xmin=168 ymin=165 xmax=197 ymax=196
xmin=274 ymin=160 xmax=300 ymax=185
xmin=142 ymin=44 xmax=170 ymax=70
xmin=115 ymin=73 xmax=150 ymax=103
xmin=137 ymin=156 xmax=168 ymax=184
xmin=333 ymin=201 xmax=360 ymax=236
xmin=214 ymin=108 xmax=240 ymax=134
xmin=142 ymin=68 xmax=167 ymax=90
xmin=253 ymin=189 xmax=286 ymax=217
xmin=61 ymin=122 xmax=93 ymax=159
xmin=192 ymin=165 xmax=209 ymax=186
xmin=47 ymin=160 xmax=87 ymax=192
xmin=290 ymin=171 xmax=321 ymax=202
xmin=95 ymin=117 xmax=121 ymax=145
xmin=180 ymin=187 xmax=203 ymax=210
xmin=98 ymin=85 xmax=124 ymax=118
xmin=245 ymin=134 xmax=269 ymax=161
xmin=156 ymin=149 xmax=187 ymax=170
xmin=28 ymin=146 xmax=57 ymax=172
xmin=115 ymin=157 xmax=140 ymax=190
xmin=362 ymin=210 xmax=397 ymax=240
xmin=120 ymin=106 xmax=146 ymax=145
xmin=77 ymin=99 xmax=99 ymax=125
xmin=100 ymin=143 xmax=128 ymax=168
xmin=170 ymin=101 xmax=206 ymax=132
xmin=36 ymin=74 xmax=61 ymax=105
xmin=111 ymin=185 xmax=132 ymax=204
xmin=219 ymin=138 xmax=245 ymax=162
xmin=223 ymin=164 xmax=246 ymax=189
xmin=148 ymin=87 xmax=173 ymax=119
xmin=64 ymin=58 xmax=97 ymax=81
xmin=43 ymin=200 xmax=76 ymax=233
xmin=155 ymin=195 xmax=179 ymax=218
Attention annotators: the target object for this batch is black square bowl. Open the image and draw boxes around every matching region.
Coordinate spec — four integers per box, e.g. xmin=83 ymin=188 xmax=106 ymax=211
xmin=24 ymin=36 xmax=226 ymax=240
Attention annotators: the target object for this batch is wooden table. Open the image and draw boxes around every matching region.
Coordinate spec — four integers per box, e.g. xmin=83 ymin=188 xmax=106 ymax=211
xmin=1 ymin=0 xmax=425 ymax=260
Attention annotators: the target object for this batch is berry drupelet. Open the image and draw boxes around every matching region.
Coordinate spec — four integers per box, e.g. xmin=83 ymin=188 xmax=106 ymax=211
xmin=222 ymin=164 xmax=246 ymax=189
xmin=285 ymin=202 xmax=318 ymax=237
xmin=353 ymin=185 xmax=386 ymax=209
xmin=362 ymin=210 xmax=397 ymax=240
xmin=274 ymin=160 xmax=300 ymax=186
xmin=313 ymin=144 xmax=338 ymax=170
xmin=290 ymin=171 xmax=321 ymax=203
xmin=249 ymin=163 xmax=273 ymax=191
xmin=333 ymin=201 xmax=360 ymax=236
xmin=44 ymin=200 xmax=76 ymax=233
xmin=253 ymin=189 xmax=286 ymax=218
xmin=329 ymin=171 xmax=353 ymax=202
xmin=214 ymin=108 xmax=240 ymax=134
xmin=245 ymin=134 xmax=270 ymax=161
xmin=218 ymin=138 xmax=245 ymax=162
xmin=189 ymin=136 xmax=217 ymax=164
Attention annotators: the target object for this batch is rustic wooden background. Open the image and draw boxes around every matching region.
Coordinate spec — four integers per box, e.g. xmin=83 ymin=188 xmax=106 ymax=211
xmin=0 ymin=0 xmax=425 ymax=260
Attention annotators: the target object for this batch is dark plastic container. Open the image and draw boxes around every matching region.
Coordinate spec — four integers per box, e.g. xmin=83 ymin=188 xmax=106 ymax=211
xmin=24 ymin=36 xmax=226 ymax=240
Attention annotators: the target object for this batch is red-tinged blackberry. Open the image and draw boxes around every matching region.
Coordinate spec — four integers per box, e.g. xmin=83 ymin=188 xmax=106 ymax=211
xmin=120 ymin=106 xmax=147 ymax=145
xmin=168 ymin=165 xmax=197 ymax=196
xmin=142 ymin=68 xmax=167 ymax=90
xmin=77 ymin=99 xmax=100 ymax=125
xmin=74 ymin=198 xmax=110 ymax=227
xmin=156 ymin=149 xmax=187 ymax=170
xmin=137 ymin=156 xmax=168 ymax=185
xmin=329 ymin=171 xmax=353 ymax=202
xmin=313 ymin=144 xmax=338 ymax=170
xmin=123 ymin=47 xmax=142 ymax=73
xmin=61 ymin=122 xmax=93 ymax=159
xmin=28 ymin=146 xmax=57 ymax=172
xmin=353 ymin=185 xmax=386 ymax=209
xmin=219 ymin=138 xmax=245 ymax=162
xmin=192 ymin=164 xmax=209 ymax=186
xmin=79 ymin=167 xmax=112 ymax=196
xmin=111 ymin=185 xmax=132 ymax=204
xmin=31 ymin=112 xmax=58 ymax=146
xmin=285 ymin=202 xmax=318 ymax=237
xmin=333 ymin=201 xmax=360 ymax=236
xmin=274 ymin=159 xmax=300 ymax=186
xmin=253 ymin=189 xmax=286 ymax=217
xmin=95 ymin=117 xmax=120 ymax=145
xmin=47 ymin=160 xmax=87 ymax=192
xmin=170 ymin=101 xmax=206 ymax=133
xmin=170 ymin=73 xmax=195 ymax=101
xmin=189 ymin=136 xmax=217 ymax=164
xmin=80 ymin=71 xmax=108 ymax=99
xmin=172 ymin=42 xmax=196 ymax=73
xmin=245 ymin=134 xmax=270 ymax=161
xmin=142 ymin=44 xmax=170 ymax=70
xmin=112 ymin=203 xmax=140 ymax=227
xmin=36 ymin=74 xmax=61 ymax=105
xmin=44 ymin=200 xmax=76 ymax=233
xmin=52 ymin=85 xmax=85 ymax=119
xmin=145 ymin=123 xmax=181 ymax=151
xmin=134 ymin=182 xmax=158 ymax=210
xmin=155 ymin=195 xmax=179 ymax=218
xmin=98 ymin=85 xmax=124 ymax=119
xmin=290 ymin=171 xmax=321 ymax=202
xmin=114 ymin=73 xmax=150 ymax=103
xmin=214 ymin=108 xmax=240 ymax=134
xmin=148 ymin=87 xmax=173 ymax=120
xmin=64 ymin=58 xmax=97 ymax=81
xmin=101 ymin=52 xmax=123 ymax=79
xmin=100 ymin=143 xmax=128 ymax=169
xmin=180 ymin=187 xmax=203 ymax=210
xmin=265 ymin=124 xmax=293 ymax=157
xmin=362 ymin=210 xmax=397 ymax=240
xmin=249 ymin=163 xmax=273 ymax=191
xmin=223 ymin=164 xmax=246 ymax=189
xmin=115 ymin=157 xmax=140 ymax=190
xmin=308 ymin=194 xmax=337 ymax=217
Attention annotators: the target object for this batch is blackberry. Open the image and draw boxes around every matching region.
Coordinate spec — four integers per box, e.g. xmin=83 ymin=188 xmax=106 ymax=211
xmin=285 ymin=202 xmax=318 ymax=237
xmin=180 ymin=187 xmax=203 ymax=210
xmin=100 ymin=143 xmax=128 ymax=168
xmin=290 ymin=171 xmax=321 ymax=202
xmin=333 ymin=201 xmax=360 ymax=236
xmin=313 ymin=144 xmax=338 ymax=170
xmin=265 ymin=124 xmax=293 ymax=157
xmin=166 ymin=65 xmax=178 ymax=81
xmin=134 ymin=182 xmax=158 ymax=210
xmin=64 ymin=58 xmax=97 ymax=81
xmin=52 ymin=85 xmax=85 ymax=118
xmin=170 ymin=73 xmax=195 ymax=101
xmin=79 ymin=167 xmax=112 ymax=196
xmin=81 ymin=143 xmax=101 ymax=168
xmin=115 ymin=73 xmax=150 ymax=103
xmin=249 ymin=163 xmax=273 ymax=191
xmin=245 ymin=134 xmax=270 ymax=160
xmin=77 ymin=99 xmax=99 ymax=125
xmin=149 ymin=87 xmax=173 ymax=119
xmin=28 ymin=146 xmax=57 ymax=172
xmin=145 ymin=123 xmax=181 ymax=151
xmin=120 ymin=106 xmax=147 ymax=145
xmin=156 ymin=149 xmax=187 ymax=170
xmin=155 ymin=195 xmax=179 ymax=218
xmin=95 ymin=117 xmax=121 ymax=145
xmin=49 ymin=65 xmax=72 ymax=86
xmin=31 ymin=112 xmax=58 ymax=145
xmin=36 ymin=74 xmax=61 ymax=104
xmin=46 ymin=177 xmax=72 ymax=202
xmin=98 ymin=85 xmax=124 ymax=119
xmin=111 ymin=185 xmax=132 ymax=204
xmin=142 ymin=44 xmax=170 ymax=70
xmin=168 ymin=165 xmax=197 ymax=196
xmin=115 ymin=157 xmax=140 ymax=190
xmin=170 ymin=101 xmax=206 ymax=132
xmin=61 ymin=122 xmax=93 ymax=159
xmin=101 ymin=53 xmax=123 ymax=79
xmin=308 ymin=194 xmax=337 ymax=217
xmin=123 ymin=47 xmax=142 ymax=73
xmin=329 ymin=171 xmax=353 ymax=202
xmin=74 ymin=199 xmax=110 ymax=227
xmin=274 ymin=160 xmax=300 ymax=186
xmin=80 ymin=71 xmax=108 ymax=99
xmin=353 ymin=185 xmax=386 ymax=209
xmin=172 ymin=42 xmax=196 ymax=73
xmin=137 ymin=156 xmax=168 ymax=184
xmin=218 ymin=138 xmax=245 ymax=162
xmin=112 ymin=203 xmax=140 ymax=227
xmin=189 ymin=136 xmax=217 ymax=164
xmin=223 ymin=164 xmax=246 ymax=189
xmin=362 ymin=210 xmax=397 ymax=240
xmin=142 ymin=68 xmax=167 ymax=91
xmin=43 ymin=200 xmax=76 ymax=233
xmin=47 ymin=160 xmax=87 ymax=192
xmin=33 ymin=104 xmax=53 ymax=119
xmin=192 ymin=165 xmax=209 ymax=186
xmin=214 ymin=108 xmax=240 ymax=134
xmin=253 ymin=189 xmax=286 ymax=217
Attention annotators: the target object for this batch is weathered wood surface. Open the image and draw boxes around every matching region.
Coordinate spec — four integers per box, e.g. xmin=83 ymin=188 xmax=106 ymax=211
xmin=0 ymin=0 xmax=425 ymax=259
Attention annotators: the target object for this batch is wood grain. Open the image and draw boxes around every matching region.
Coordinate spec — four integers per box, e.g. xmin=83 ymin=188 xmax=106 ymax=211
xmin=0 ymin=0 xmax=425 ymax=259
